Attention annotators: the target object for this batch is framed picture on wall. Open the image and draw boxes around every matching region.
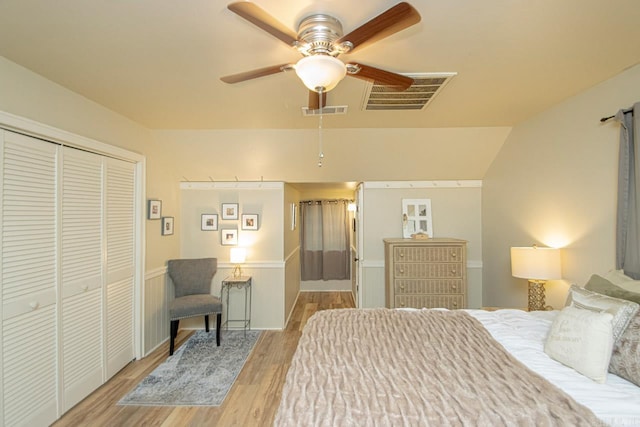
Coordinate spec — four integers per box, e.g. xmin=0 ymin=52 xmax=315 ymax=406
xmin=402 ymin=199 xmax=432 ymax=238
xmin=148 ymin=199 xmax=162 ymax=220
xmin=221 ymin=203 xmax=239 ymax=220
xmin=221 ymin=228 xmax=238 ymax=245
xmin=201 ymin=214 xmax=218 ymax=231
xmin=241 ymin=214 xmax=259 ymax=230
xmin=162 ymin=216 xmax=174 ymax=236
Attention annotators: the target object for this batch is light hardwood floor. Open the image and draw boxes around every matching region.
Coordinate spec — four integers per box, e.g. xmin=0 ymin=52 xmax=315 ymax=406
xmin=54 ymin=291 xmax=355 ymax=427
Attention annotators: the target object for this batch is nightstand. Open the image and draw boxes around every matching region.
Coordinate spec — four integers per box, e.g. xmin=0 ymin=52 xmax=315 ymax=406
xmin=221 ymin=276 xmax=252 ymax=335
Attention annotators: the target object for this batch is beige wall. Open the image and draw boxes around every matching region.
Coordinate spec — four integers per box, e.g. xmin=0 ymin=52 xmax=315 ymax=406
xmin=179 ymin=183 xmax=286 ymax=329
xmin=482 ymin=63 xmax=640 ymax=309
xmin=298 ymin=188 xmax=355 ymax=200
xmin=151 ymin=127 xmax=511 ymax=182
xmin=360 ymin=183 xmax=484 ymax=308
xmin=179 ymin=184 xmax=284 ymax=261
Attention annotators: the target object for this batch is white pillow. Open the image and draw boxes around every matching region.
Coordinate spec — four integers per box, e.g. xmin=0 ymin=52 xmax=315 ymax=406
xmin=544 ymin=306 xmax=614 ymax=383
xmin=565 ymin=285 xmax=639 ymax=342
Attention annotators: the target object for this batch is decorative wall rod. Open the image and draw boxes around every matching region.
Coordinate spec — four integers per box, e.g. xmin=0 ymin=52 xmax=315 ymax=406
xmin=600 ymin=106 xmax=633 ymax=123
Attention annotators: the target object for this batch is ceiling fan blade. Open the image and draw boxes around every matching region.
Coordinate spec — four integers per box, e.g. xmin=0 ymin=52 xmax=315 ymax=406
xmin=221 ymin=64 xmax=292 ymax=84
xmin=337 ymin=2 xmax=420 ymax=53
xmin=346 ymin=63 xmax=413 ymax=90
xmin=227 ymin=2 xmax=299 ymax=47
xmin=308 ymin=90 xmax=327 ymax=110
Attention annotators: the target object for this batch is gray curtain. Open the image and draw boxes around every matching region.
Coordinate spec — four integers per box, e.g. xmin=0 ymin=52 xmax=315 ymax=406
xmin=300 ymin=200 xmax=350 ymax=281
xmin=616 ymin=102 xmax=640 ymax=278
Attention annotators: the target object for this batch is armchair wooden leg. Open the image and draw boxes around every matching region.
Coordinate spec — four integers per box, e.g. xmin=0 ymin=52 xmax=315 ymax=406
xmin=170 ymin=319 xmax=179 ymax=356
xmin=204 ymin=314 xmax=210 ymax=332
xmin=216 ymin=312 xmax=222 ymax=346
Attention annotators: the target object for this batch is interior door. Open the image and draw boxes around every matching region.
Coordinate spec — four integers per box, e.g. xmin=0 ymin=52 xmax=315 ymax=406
xmin=355 ymin=183 xmax=364 ymax=308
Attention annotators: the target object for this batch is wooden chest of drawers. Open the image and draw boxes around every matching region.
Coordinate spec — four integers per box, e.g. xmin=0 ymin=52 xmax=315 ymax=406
xmin=384 ymin=238 xmax=467 ymax=309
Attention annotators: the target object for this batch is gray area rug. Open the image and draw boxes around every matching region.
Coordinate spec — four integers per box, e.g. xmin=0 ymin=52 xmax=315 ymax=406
xmin=119 ymin=329 xmax=261 ymax=406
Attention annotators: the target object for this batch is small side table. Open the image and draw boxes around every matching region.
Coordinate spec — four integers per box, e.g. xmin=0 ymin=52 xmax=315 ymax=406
xmin=221 ymin=276 xmax=252 ymax=335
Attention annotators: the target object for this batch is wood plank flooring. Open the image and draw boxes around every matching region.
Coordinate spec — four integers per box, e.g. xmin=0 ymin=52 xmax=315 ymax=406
xmin=53 ymin=291 xmax=355 ymax=427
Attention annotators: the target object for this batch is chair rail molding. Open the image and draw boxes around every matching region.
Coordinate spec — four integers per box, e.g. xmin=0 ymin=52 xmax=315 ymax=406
xmin=363 ymin=180 xmax=482 ymax=189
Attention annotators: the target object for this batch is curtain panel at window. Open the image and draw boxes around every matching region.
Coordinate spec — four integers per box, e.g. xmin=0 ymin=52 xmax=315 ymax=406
xmin=616 ymin=102 xmax=640 ymax=278
xmin=300 ymin=200 xmax=350 ymax=281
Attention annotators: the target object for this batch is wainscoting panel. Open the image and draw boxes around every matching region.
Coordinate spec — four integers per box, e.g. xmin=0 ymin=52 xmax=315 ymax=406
xmin=361 ymin=264 xmax=386 ymax=308
xmin=143 ymin=267 xmax=169 ymax=356
xmin=284 ymin=248 xmax=301 ymax=327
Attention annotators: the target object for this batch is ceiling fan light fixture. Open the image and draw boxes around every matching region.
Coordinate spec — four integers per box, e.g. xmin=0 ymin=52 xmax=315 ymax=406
xmin=295 ymin=55 xmax=346 ymax=92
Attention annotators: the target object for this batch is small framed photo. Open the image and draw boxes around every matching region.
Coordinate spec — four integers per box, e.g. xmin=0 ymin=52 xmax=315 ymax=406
xmin=162 ymin=216 xmax=174 ymax=236
xmin=242 ymin=214 xmax=259 ymax=230
xmin=148 ymin=200 xmax=162 ymax=220
xmin=221 ymin=228 xmax=238 ymax=245
xmin=201 ymin=214 xmax=218 ymax=231
xmin=221 ymin=203 xmax=239 ymax=220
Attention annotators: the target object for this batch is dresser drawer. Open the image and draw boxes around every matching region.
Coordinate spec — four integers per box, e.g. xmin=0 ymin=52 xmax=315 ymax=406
xmin=384 ymin=238 xmax=467 ymax=310
xmin=394 ymin=279 xmax=464 ymax=295
xmin=394 ymin=262 xmax=463 ymax=279
xmin=393 ymin=246 xmax=462 ymax=263
xmin=395 ymin=294 xmax=465 ymax=310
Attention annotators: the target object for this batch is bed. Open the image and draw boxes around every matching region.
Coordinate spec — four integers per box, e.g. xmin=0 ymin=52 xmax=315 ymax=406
xmin=274 ymin=306 xmax=640 ymax=426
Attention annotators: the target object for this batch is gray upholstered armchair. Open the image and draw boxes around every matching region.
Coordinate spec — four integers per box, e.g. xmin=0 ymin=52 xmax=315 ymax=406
xmin=167 ymin=258 xmax=223 ymax=355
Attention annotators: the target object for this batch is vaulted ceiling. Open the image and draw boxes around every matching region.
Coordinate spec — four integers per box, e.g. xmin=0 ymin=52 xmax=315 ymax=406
xmin=0 ymin=0 xmax=639 ymax=130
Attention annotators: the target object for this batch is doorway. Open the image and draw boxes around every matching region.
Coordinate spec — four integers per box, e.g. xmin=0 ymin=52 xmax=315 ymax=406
xmin=289 ymin=183 xmax=357 ymax=300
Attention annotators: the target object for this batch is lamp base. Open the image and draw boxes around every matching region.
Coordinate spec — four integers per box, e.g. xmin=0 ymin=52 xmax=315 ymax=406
xmin=527 ymin=280 xmax=548 ymax=311
xmin=233 ymin=265 xmax=242 ymax=279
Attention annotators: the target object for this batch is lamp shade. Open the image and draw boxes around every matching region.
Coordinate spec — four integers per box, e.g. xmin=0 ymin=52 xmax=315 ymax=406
xmin=295 ymin=55 xmax=346 ymax=92
xmin=230 ymin=247 xmax=246 ymax=264
xmin=510 ymin=246 xmax=561 ymax=280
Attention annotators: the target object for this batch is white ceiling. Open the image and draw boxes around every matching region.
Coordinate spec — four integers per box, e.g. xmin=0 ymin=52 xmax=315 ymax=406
xmin=0 ymin=0 xmax=639 ymax=130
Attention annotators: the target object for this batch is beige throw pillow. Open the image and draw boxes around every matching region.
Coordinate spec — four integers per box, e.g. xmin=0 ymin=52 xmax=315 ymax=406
xmin=609 ymin=312 xmax=640 ymax=386
xmin=565 ymin=283 xmax=639 ymax=342
xmin=602 ymin=269 xmax=640 ymax=293
xmin=544 ymin=306 xmax=614 ymax=383
xmin=603 ymin=269 xmax=634 ymax=285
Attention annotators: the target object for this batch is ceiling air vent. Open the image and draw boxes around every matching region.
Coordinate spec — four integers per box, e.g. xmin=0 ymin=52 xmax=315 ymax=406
xmin=302 ymin=105 xmax=349 ymax=116
xmin=361 ymin=72 xmax=456 ymax=111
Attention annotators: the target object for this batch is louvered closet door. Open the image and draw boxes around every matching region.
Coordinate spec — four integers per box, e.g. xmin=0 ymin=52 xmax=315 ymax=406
xmin=104 ymin=157 xmax=135 ymax=378
xmin=60 ymin=147 xmax=104 ymax=411
xmin=0 ymin=131 xmax=58 ymax=427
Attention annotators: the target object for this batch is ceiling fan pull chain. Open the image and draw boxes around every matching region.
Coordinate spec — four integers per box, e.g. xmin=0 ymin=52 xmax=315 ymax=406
xmin=318 ymin=87 xmax=324 ymax=167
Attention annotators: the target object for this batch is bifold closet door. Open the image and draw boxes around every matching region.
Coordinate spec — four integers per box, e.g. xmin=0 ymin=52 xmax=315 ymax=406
xmin=104 ymin=157 xmax=135 ymax=378
xmin=60 ymin=147 xmax=104 ymax=411
xmin=0 ymin=131 xmax=59 ymax=427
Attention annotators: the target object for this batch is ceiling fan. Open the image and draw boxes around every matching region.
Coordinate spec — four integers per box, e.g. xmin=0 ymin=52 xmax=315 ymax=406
xmin=220 ymin=2 xmax=421 ymax=110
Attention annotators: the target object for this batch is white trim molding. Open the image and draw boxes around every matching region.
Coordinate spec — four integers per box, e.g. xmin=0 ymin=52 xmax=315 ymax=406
xmin=218 ymin=260 xmax=285 ymax=269
xmin=364 ymin=180 xmax=482 ymax=189
xmin=145 ymin=266 xmax=168 ymax=280
xmin=0 ymin=111 xmax=144 ymax=163
xmin=285 ymin=246 xmax=300 ymax=264
xmin=180 ymin=181 xmax=283 ymax=190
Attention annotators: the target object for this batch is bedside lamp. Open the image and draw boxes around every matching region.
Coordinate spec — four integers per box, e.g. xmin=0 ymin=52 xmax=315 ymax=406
xmin=230 ymin=247 xmax=246 ymax=278
xmin=510 ymin=245 xmax=561 ymax=311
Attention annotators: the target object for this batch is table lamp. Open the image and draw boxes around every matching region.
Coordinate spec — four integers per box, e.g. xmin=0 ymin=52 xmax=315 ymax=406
xmin=230 ymin=247 xmax=246 ymax=278
xmin=510 ymin=245 xmax=561 ymax=311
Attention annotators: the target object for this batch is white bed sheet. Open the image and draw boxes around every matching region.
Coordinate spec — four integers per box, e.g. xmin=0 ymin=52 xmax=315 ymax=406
xmin=465 ymin=309 xmax=640 ymax=427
